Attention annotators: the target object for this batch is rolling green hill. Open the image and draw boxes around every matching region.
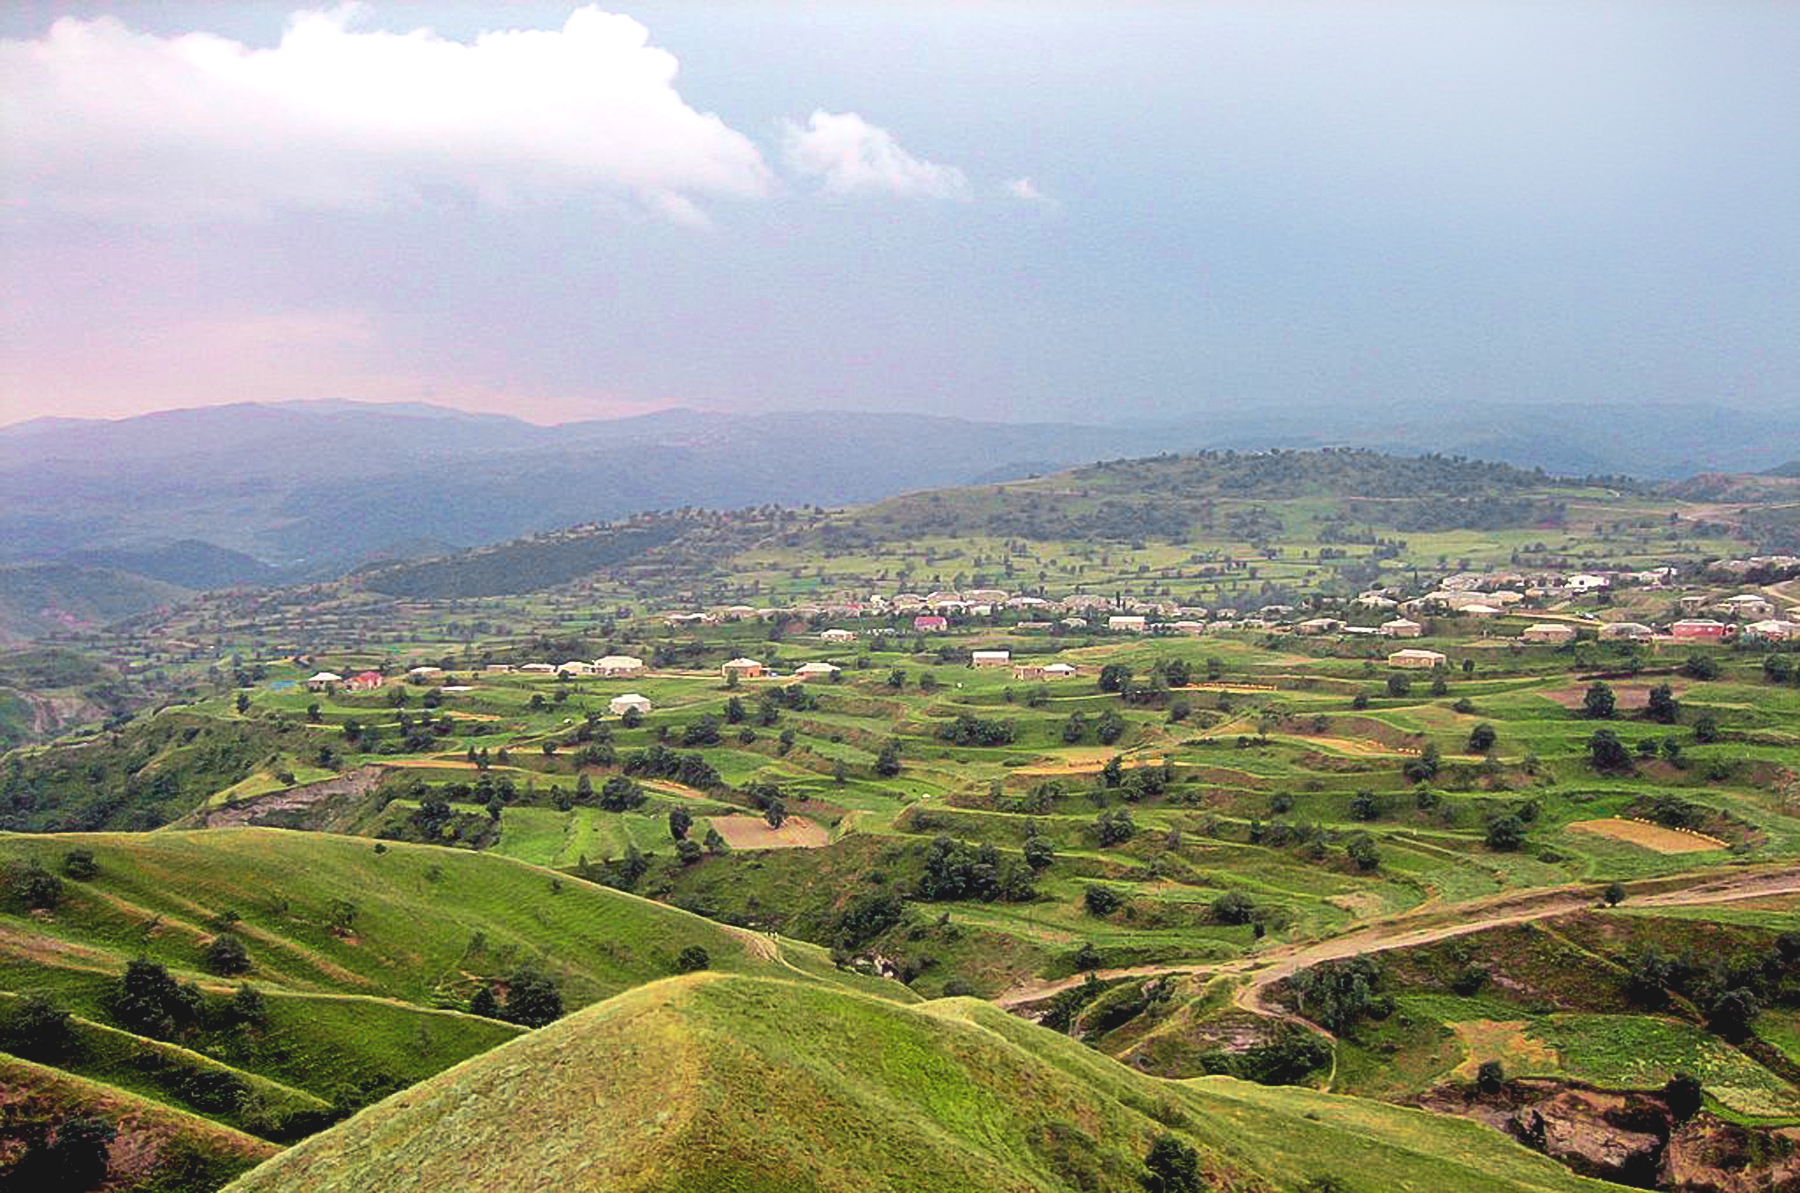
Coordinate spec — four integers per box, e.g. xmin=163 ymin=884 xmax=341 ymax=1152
xmin=0 ymin=830 xmax=910 ymax=1189
xmin=224 ymin=972 xmax=1625 ymax=1193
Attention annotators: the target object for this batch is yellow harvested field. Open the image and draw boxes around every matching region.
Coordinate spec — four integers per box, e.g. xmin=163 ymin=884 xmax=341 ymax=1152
xmin=1449 ymin=1020 xmax=1559 ymax=1079
xmin=706 ymin=814 xmax=829 ymax=850
xmin=1567 ymin=817 xmax=1725 ymax=854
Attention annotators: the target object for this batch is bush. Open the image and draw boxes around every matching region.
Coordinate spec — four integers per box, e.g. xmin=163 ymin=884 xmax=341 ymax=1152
xmin=1211 ymin=890 xmax=1255 ymax=924
xmin=1484 ymin=814 xmax=1526 ymax=852
xmin=1141 ymin=1133 xmax=1204 ymax=1193
xmin=7 ymin=858 xmax=63 ymax=911
xmin=1084 ymin=884 xmax=1123 ymax=916
xmin=203 ymin=932 xmax=250 ymax=976
xmin=1664 ymin=1072 xmax=1703 ymax=1122
xmin=61 ymin=849 xmax=100 ymax=881
xmin=2 ymin=994 xmax=73 ymax=1061
xmin=1476 ymin=1059 xmax=1505 ymax=1094
xmin=675 ymin=945 xmax=711 ymax=973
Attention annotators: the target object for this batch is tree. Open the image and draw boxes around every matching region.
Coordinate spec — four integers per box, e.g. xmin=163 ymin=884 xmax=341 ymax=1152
xmin=1645 ymin=683 xmax=1680 ymax=724
xmin=1467 ymin=722 xmax=1498 ymax=753
xmin=724 ymin=696 xmax=745 ymax=724
xmin=1386 ymin=673 xmax=1412 ymax=698
xmin=1681 ymin=653 xmax=1720 ymax=681
xmin=1707 ymin=988 xmax=1759 ymax=1042
xmin=204 ymin=932 xmax=250 ymax=976
xmin=667 ymin=807 xmax=693 ymax=841
xmin=1348 ymin=790 xmax=1380 ymax=822
xmin=1212 ymin=890 xmax=1255 ymax=925
xmin=114 ymin=958 xmax=202 ymax=1039
xmin=675 ymin=945 xmax=711 ymax=973
xmin=764 ymin=799 xmax=788 ymax=829
xmin=1084 ymin=884 xmax=1122 ymax=916
xmin=1099 ymin=663 xmax=1132 ymax=693
xmin=1095 ymin=709 xmax=1126 ymax=745
xmin=703 ymin=826 xmax=729 ymax=854
xmin=3 ymin=994 xmax=73 ymax=1061
xmin=1141 ymin=1133 xmax=1204 ymax=1193
xmin=1402 ymin=741 xmax=1441 ymax=784
xmin=7 ymin=859 xmax=62 ymax=911
xmin=1344 ymin=833 xmax=1381 ymax=872
xmin=1484 ymin=814 xmax=1526 ymax=852
xmin=1476 ymin=1059 xmax=1506 ymax=1095
xmin=1587 ymin=729 xmax=1632 ymax=773
xmin=1582 ymin=681 xmax=1617 ymax=720
xmin=1693 ymin=714 xmax=1720 ymax=743
xmin=600 ymin=775 xmax=645 ymax=812
xmin=13 ymin=1115 xmax=117 ymax=1190
xmin=874 ymin=740 xmax=902 ymax=777
xmin=499 ymin=965 xmax=564 ymax=1028
xmin=235 ymin=692 xmax=251 ymax=714
xmin=1023 ymin=834 xmax=1056 ymax=872
xmin=1664 ymin=1072 xmax=1703 ymax=1122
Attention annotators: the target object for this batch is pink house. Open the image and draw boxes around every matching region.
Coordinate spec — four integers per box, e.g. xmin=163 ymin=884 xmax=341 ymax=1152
xmin=345 ymin=671 xmax=384 ymax=691
xmin=914 ymin=615 xmax=948 ymax=632
xmin=1670 ymin=619 xmax=1727 ymax=641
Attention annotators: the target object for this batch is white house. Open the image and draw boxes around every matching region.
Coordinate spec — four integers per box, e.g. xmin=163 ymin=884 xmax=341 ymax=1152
xmin=1744 ymin=619 xmax=1799 ymax=641
xmin=594 ymin=655 xmax=646 ymax=677
xmin=305 ymin=671 xmax=342 ymax=691
xmin=1598 ymin=622 xmax=1655 ymax=642
xmin=520 ymin=662 xmax=557 ymax=673
xmin=1566 ymin=573 xmax=1612 ymax=592
xmin=722 ymin=657 xmax=765 ymax=679
xmin=1380 ymin=618 xmax=1425 ymax=638
xmin=608 ymin=693 xmax=653 ymax=716
xmin=1108 ymin=615 xmax=1148 ymax=632
xmin=1389 ymin=649 xmax=1447 ymax=669
xmin=794 ymin=661 xmax=842 ymax=681
xmin=1295 ymin=617 xmax=1344 ymax=635
xmin=1521 ymin=624 xmax=1577 ymax=644
xmin=1717 ymin=594 xmax=1776 ymax=620
xmin=971 ymin=650 xmax=1011 ymax=667
xmin=820 ymin=629 xmax=856 ymax=643
xmin=557 ymin=660 xmax=596 ymax=675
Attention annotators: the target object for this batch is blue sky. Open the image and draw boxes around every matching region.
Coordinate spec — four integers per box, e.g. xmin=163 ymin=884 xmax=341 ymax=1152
xmin=2 ymin=2 xmax=1796 ymax=424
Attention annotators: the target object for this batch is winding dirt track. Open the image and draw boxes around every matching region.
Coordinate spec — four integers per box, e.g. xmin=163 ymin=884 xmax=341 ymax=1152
xmin=992 ymin=864 xmax=1800 ymax=1017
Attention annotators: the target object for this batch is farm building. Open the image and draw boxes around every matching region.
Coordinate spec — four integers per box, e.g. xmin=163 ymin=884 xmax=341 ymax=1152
xmin=482 ymin=664 xmax=515 ymax=673
xmin=1060 ymin=617 xmax=1089 ymax=629
xmin=913 ymin=615 xmax=949 ymax=632
xmin=971 ymin=650 xmax=1011 ymax=667
xmin=344 ymin=671 xmax=384 ymax=691
xmin=1744 ymin=619 xmax=1799 ymax=641
xmin=520 ymin=663 xmax=557 ymax=673
xmin=1380 ymin=619 xmax=1425 ymax=638
xmin=1716 ymin=594 xmax=1776 ymax=620
xmin=794 ymin=662 xmax=841 ymax=681
xmin=1521 ymin=624 xmax=1577 ymax=644
xmin=1565 ymin=573 xmax=1611 ymax=591
xmin=1012 ymin=664 xmax=1047 ymax=680
xmin=594 ymin=655 xmax=646 ymax=677
xmin=1388 ymin=649 xmax=1447 ymax=669
xmin=1459 ymin=604 xmax=1501 ymax=618
xmin=1355 ymin=593 xmax=1398 ymax=609
xmin=722 ymin=658 xmax=766 ymax=679
xmin=1108 ymin=615 xmax=1148 ymax=632
xmin=1671 ymin=619 xmax=1727 ymax=641
xmin=820 ymin=629 xmax=856 ymax=642
xmin=1598 ymin=622 xmax=1655 ymax=642
xmin=305 ymin=671 xmax=342 ymax=691
xmin=608 ymin=693 xmax=652 ymax=716
xmin=406 ymin=666 xmax=442 ymax=678
xmin=1295 ymin=617 xmax=1343 ymax=635
xmin=557 ymin=660 xmax=596 ymax=675
xmin=1042 ymin=663 xmax=1078 ymax=679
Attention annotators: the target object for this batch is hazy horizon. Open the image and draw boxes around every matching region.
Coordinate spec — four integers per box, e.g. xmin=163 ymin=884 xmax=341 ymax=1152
xmin=4 ymin=2 xmax=1797 ymax=426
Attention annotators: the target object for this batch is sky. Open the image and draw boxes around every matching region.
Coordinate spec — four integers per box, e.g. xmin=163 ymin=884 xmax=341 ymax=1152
xmin=1 ymin=1 xmax=1796 ymax=426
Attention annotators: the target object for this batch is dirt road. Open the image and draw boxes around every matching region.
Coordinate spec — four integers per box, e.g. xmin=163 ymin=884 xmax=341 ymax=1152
xmin=993 ymin=864 xmax=1800 ymax=1014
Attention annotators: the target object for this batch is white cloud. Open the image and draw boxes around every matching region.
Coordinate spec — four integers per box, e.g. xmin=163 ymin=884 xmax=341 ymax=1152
xmin=0 ymin=5 xmax=770 ymax=221
xmin=1004 ymin=176 xmax=1051 ymax=204
xmin=782 ymin=110 xmax=968 ymax=200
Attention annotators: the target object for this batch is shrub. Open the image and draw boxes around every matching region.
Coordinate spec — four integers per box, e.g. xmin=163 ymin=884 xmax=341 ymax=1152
xmin=203 ymin=932 xmax=250 ymax=976
xmin=1083 ymin=885 xmax=1123 ymax=916
xmin=675 ymin=945 xmax=711 ymax=973
xmin=61 ymin=849 xmax=100 ymax=881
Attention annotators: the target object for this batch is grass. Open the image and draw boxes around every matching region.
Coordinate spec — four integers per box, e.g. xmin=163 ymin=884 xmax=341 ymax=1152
xmin=226 ymin=974 xmax=1626 ymax=1193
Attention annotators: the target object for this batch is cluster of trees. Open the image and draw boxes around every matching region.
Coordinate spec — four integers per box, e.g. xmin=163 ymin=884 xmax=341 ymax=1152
xmin=914 ymin=836 xmax=1036 ymax=903
xmin=622 ymin=744 xmax=722 ymax=789
xmin=469 ymin=964 xmax=564 ymax=1028
xmin=1287 ymin=956 xmax=1393 ymax=1033
xmin=1625 ymin=930 xmax=1797 ymax=1043
xmin=937 ymin=715 xmax=1016 ymax=747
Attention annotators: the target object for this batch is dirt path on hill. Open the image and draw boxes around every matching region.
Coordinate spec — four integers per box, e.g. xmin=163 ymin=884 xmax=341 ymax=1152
xmin=992 ymin=864 xmax=1800 ymax=1014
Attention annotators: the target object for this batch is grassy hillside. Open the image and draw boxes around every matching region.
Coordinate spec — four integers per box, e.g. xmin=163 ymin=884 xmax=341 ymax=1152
xmin=226 ymin=973 xmax=1625 ymax=1193
xmin=0 ymin=830 xmax=910 ymax=1189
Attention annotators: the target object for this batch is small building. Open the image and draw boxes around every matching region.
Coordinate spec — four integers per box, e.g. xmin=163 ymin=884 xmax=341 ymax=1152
xmin=1670 ymin=619 xmax=1728 ymax=642
xmin=1012 ymin=663 xmax=1047 ymax=680
xmin=1521 ymin=623 xmax=1577 ymax=644
xmin=722 ymin=657 xmax=766 ymax=679
xmin=1459 ymin=604 xmax=1502 ymax=619
xmin=594 ymin=655 xmax=646 ymax=677
xmin=483 ymin=664 xmax=516 ymax=673
xmin=1108 ymin=615 xmax=1148 ymax=632
xmin=520 ymin=662 xmax=557 ymax=673
xmin=305 ymin=671 xmax=343 ymax=691
xmin=1598 ymin=622 xmax=1655 ymax=642
xmin=794 ymin=661 xmax=841 ymax=681
xmin=971 ymin=649 xmax=1011 ymax=668
xmin=1380 ymin=618 xmax=1425 ymax=638
xmin=557 ymin=660 xmax=596 ymax=675
xmin=1388 ymin=649 xmax=1447 ymax=669
xmin=1716 ymin=594 xmax=1776 ymax=620
xmin=344 ymin=671 xmax=384 ymax=691
xmin=1060 ymin=617 xmax=1089 ymax=630
xmin=1744 ymin=618 xmax=1799 ymax=641
xmin=1042 ymin=662 xmax=1079 ymax=680
xmin=820 ymin=629 xmax=857 ymax=643
xmin=1295 ymin=617 xmax=1343 ymax=635
xmin=608 ymin=693 xmax=653 ymax=716
xmin=1565 ymin=573 xmax=1611 ymax=592
xmin=913 ymin=615 xmax=948 ymax=632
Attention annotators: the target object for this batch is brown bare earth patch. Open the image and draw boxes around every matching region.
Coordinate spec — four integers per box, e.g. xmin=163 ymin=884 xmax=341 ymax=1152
xmin=1538 ymin=680 xmax=1687 ymax=711
xmin=1567 ymin=818 xmax=1726 ymax=854
xmin=705 ymin=814 xmax=829 ymax=850
xmin=1449 ymin=1019 xmax=1560 ymax=1079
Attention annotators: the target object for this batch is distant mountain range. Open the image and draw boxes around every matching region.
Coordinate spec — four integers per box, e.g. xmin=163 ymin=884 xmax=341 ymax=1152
xmin=0 ymin=397 xmax=1794 ymax=641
